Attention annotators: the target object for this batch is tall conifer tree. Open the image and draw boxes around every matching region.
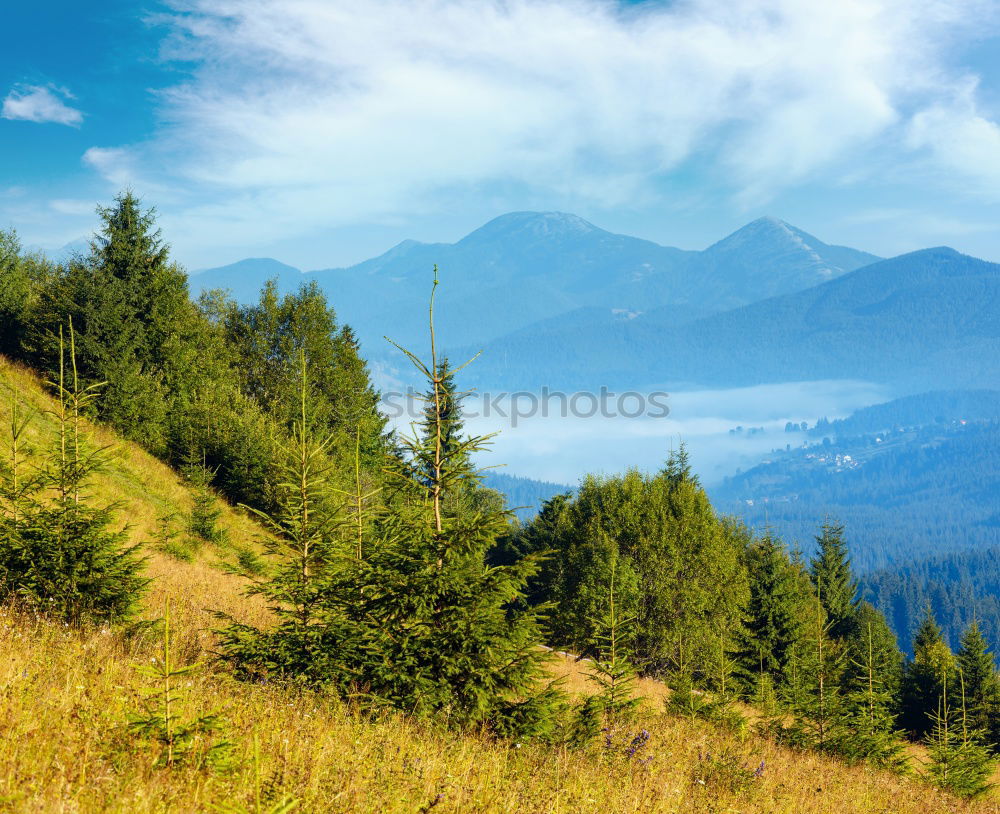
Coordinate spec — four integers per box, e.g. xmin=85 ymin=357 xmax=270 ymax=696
xmin=809 ymin=521 xmax=858 ymax=640
xmin=901 ymin=606 xmax=956 ymax=738
xmin=956 ymin=621 xmax=1000 ymax=746
xmin=738 ymin=534 xmax=809 ymax=692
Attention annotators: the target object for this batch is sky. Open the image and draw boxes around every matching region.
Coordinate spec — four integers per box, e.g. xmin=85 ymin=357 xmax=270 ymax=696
xmin=3 ymin=0 xmax=1000 ymax=271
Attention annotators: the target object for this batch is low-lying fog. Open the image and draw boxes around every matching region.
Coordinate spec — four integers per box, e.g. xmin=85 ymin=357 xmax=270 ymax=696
xmin=383 ymin=380 xmax=892 ymax=487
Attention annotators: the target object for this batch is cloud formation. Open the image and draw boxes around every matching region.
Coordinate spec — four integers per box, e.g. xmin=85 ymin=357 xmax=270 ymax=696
xmin=2 ymin=85 xmax=83 ymax=127
xmin=82 ymin=0 xmax=1000 ymax=249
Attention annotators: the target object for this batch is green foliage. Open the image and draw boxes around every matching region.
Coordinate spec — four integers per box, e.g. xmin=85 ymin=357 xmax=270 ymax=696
xmin=841 ymin=602 xmax=904 ymax=705
xmin=901 ymin=607 xmax=956 ymax=738
xmin=834 ymin=615 xmax=909 ymax=771
xmin=222 ymin=279 xmax=388 ymax=477
xmin=153 ymin=513 xmax=193 ymax=562
xmin=128 ymin=603 xmax=232 ymax=770
xmin=782 ymin=589 xmax=845 ymax=750
xmin=809 ymin=521 xmax=858 ymax=639
xmin=584 ymin=561 xmax=641 ymax=728
xmin=518 ymin=447 xmax=749 ymax=686
xmin=183 ymin=456 xmax=227 ymax=546
xmin=216 ymin=351 xmax=350 ymax=685
xmin=736 ymin=534 xmax=810 ymax=693
xmin=220 ymin=269 xmax=558 ymax=738
xmin=0 ymin=229 xmax=38 ymax=356
xmin=22 ymin=192 xmax=180 ymax=452
xmin=955 ymin=621 xmax=1000 ymax=747
xmin=7 ymin=192 xmax=385 ymax=521
xmin=924 ymin=670 xmax=995 ymax=798
xmin=0 ymin=326 xmax=146 ymax=624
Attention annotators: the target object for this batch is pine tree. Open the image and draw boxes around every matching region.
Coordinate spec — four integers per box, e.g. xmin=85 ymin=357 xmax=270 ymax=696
xmin=925 ymin=669 xmax=995 ymax=798
xmin=585 ymin=560 xmax=641 ymax=728
xmin=956 ymin=621 xmax=1000 ymax=747
xmin=0 ymin=325 xmax=146 ymax=624
xmin=842 ymin=602 xmax=904 ymax=706
xmin=901 ymin=606 xmax=956 ymax=738
xmin=340 ymin=266 xmax=558 ymax=734
xmin=835 ymin=617 xmax=909 ymax=770
xmin=661 ymin=442 xmax=698 ymax=487
xmin=217 ymin=351 xmax=350 ymax=685
xmin=809 ymin=521 xmax=858 ymax=640
xmin=129 ymin=601 xmax=231 ymax=770
xmin=737 ymin=534 xmax=809 ymax=693
xmin=784 ymin=585 xmax=844 ymax=750
xmin=23 ymin=191 xmax=181 ymax=452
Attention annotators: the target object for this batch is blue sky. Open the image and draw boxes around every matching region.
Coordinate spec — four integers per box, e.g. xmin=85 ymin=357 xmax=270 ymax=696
xmin=3 ymin=0 xmax=1000 ymax=271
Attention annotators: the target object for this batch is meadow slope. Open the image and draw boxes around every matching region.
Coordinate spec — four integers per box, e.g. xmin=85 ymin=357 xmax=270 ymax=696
xmin=1 ymin=358 xmax=998 ymax=813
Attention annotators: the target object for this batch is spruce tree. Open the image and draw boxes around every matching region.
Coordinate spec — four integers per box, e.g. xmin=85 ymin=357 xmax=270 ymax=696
xmin=836 ymin=617 xmax=909 ymax=770
xmin=925 ymin=669 xmax=995 ymax=798
xmin=842 ymin=602 xmax=904 ymax=706
xmin=0 ymin=325 xmax=146 ymax=624
xmin=809 ymin=521 xmax=858 ymax=640
xmin=23 ymin=191 xmax=181 ymax=452
xmin=956 ymin=621 xmax=1000 ymax=747
xmin=584 ymin=560 xmax=641 ymax=728
xmin=344 ymin=266 xmax=557 ymax=733
xmin=901 ymin=606 xmax=956 ymax=738
xmin=737 ymin=533 xmax=808 ymax=693
xmin=217 ymin=351 xmax=350 ymax=685
xmin=784 ymin=587 xmax=844 ymax=750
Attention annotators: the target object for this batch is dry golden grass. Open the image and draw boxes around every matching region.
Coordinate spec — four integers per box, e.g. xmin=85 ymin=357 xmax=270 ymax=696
xmin=2 ymin=357 xmax=1000 ymax=813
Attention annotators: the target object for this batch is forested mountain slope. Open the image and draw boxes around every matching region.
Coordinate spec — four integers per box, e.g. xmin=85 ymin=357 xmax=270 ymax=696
xmin=711 ymin=389 xmax=1000 ymax=657
xmin=469 ymin=247 xmax=1000 ymax=390
xmin=712 ymin=418 xmax=1000 ymax=571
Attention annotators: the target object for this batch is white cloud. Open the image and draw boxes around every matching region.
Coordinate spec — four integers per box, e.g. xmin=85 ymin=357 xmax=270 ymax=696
xmin=2 ymin=85 xmax=83 ymax=126
xmin=907 ymin=82 xmax=1000 ymax=192
xmin=49 ymin=198 xmax=98 ymax=217
xmin=81 ymin=0 xmax=1000 ymax=250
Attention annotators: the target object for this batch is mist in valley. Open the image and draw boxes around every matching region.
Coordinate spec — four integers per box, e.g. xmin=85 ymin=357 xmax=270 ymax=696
xmin=384 ymin=379 xmax=892 ymax=487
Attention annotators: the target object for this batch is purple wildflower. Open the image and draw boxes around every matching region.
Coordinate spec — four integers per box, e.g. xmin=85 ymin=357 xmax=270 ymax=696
xmin=627 ymin=729 xmax=651 ymax=758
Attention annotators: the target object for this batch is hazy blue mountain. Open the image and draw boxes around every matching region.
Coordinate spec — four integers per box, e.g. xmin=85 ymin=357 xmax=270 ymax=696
xmin=468 ymin=247 xmax=1000 ymax=392
xmin=709 ymin=389 xmax=1000 ymax=654
xmin=190 ymin=212 xmax=878 ymax=363
xmin=189 ymin=257 xmax=303 ymax=299
xmin=686 ymin=216 xmax=879 ymax=308
xmin=482 ymin=471 xmax=573 ymax=521
xmin=809 ymin=390 xmax=1000 ymax=439
xmin=26 ymin=236 xmax=92 ymax=263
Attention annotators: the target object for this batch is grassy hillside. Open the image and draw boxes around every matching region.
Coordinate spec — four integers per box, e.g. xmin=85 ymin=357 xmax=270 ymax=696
xmin=2 ymin=359 xmax=999 ymax=812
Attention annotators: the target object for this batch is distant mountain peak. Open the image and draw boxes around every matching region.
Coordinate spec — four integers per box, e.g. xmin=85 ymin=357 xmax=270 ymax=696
xmin=458 ymin=211 xmax=603 ymax=244
xmin=192 ymin=256 xmax=301 ymax=276
xmin=708 ymin=216 xmax=818 ymax=252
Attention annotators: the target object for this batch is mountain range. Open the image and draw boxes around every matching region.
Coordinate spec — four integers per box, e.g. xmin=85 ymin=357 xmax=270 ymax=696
xmin=190 ymin=213 xmax=880 ymax=374
xmin=191 ymin=212 xmax=1000 ymax=397
xmin=466 ymin=247 xmax=1000 ymax=392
